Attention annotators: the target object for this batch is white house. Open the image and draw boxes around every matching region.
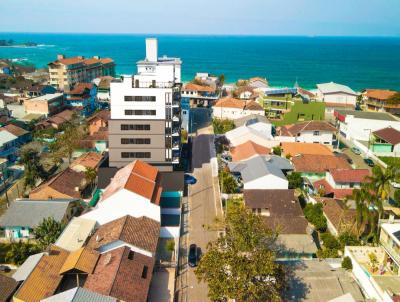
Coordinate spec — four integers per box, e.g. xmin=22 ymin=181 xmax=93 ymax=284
xmin=228 ymin=155 xmax=293 ymax=190
xmin=335 ymin=109 xmax=400 ymax=141
xmin=277 ymin=120 xmax=337 ymax=145
xmin=316 ymin=82 xmax=358 ymax=106
xmin=225 ymin=121 xmax=277 ymax=148
xmin=212 ymin=97 xmax=264 ymax=120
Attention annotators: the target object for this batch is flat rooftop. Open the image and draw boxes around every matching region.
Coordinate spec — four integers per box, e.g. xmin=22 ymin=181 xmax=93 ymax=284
xmin=335 ymin=109 xmax=399 ymax=121
xmin=28 ymin=92 xmax=63 ymax=101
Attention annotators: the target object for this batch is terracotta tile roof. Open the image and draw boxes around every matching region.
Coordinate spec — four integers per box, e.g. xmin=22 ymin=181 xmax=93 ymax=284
xmin=87 ymin=110 xmax=110 ymax=123
xmin=0 ymin=123 xmax=29 ymax=137
xmin=68 ymin=83 xmax=94 ymax=94
xmin=279 ymin=121 xmax=336 ymax=137
xmin=373 ymin=127 xmax=400 ymax=145
xmin=329 ymin=169 xmax=370 ymax=183
xmin=84 ymin=246 xmax=154 ymax=302
xmin=183 ymin=83 xmax=215 ymax=92
xmin=87 ymin=215 xmax=160 ymax=254
xmin=29 ymin=168 xmax=86 ymax=199
xmin=321 ymin=198 xmax=357 ymax=232
xmin=47 ymin=109 xmax=75 ymax=125
xmin=231 ymin=141 xmax=270 ymax=161
xmin=214 ymin=97 xmax=245 ymax=109
xmin=281 ymin=142 xmax=333 ymax=157
xmin=0 ymin=274 xmax=18 ymax=301
xmin=99 ymin=58 xmax=114 ymax=64
xmin=244 ymin=100 xmax=264 ymax=111
xmin=56 ymin=57 xmax=85 ymax=65
xmin=84 ymin=58 xmax=102 ymax=66
xmin=59 ymin=247 xmax=99 ymax=274
xmin=100 ymin=160 xmax=160 ymax=204
xmin=248 ymin=77 xmax=268 ymax=85
xmin=70 ymin=152 xmax=103 ymax=171
xmin=263 ymin=216 xmax=309 ymax=234
xmin=292 ymin=154 xmax=351 ymax=173
xmin=14 ymin=246 xmax=70 ymax=302
xmin=313 ymin=179 xmax=354 ymax=199
xmin=365 ymin=89 xmax=397 ymax=101
xmin=297 ymin=87 xmax=315 ymax=98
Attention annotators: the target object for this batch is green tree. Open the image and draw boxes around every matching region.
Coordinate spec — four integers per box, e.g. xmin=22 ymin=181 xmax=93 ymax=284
xmin=304 ymin=203 xmax=327 ymax=232
xmin=219 ymin=171 xmax=238 ymax=194
xmin=20 ymin=146 xmax=47 ymax=189
xmin=287 ymin=172 xmax=303 ymax=189
xmin=272 ymin=146 xmax=282 ymax=156
xmin=342 ymin=256 xmax=353 ymax=270
xmin=212 ymin=118 xmax=235 ymax=134
xmin=84 ymin=167 xmax=97 ymax=192
xmin=5 ymin=241 xmax=40 ymax=265
xmin=51 ymin=124 xmax=84 ymax=163
xmin=195 ymin=203 xmax=285 ymax=302
xmin=394 ymin=189 xmax=400 ymax=208
xmin=33 ymin=217 xmax=64 ymax=250
xmin=218 ymin=74 xmax=225 ymax=86
xmin=338 ymin=232 xmax=360 ymax=249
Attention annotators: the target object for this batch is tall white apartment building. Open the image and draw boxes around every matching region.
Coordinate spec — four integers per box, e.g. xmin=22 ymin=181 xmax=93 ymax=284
xmin=109 ymin=38 xmax=182 ymax=171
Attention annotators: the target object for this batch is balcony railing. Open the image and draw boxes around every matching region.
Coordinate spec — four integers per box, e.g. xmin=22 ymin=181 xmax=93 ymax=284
xmin=132 ymin=80 xmax=178 ymax=89
xmin=381 ymin=239 xmax=400 ymax=265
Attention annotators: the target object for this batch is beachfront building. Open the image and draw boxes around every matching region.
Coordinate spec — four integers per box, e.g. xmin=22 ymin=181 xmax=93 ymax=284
xmin=48 ymin=55 xmax=115 ymax=91
xmin=363 ymin=89 xmax=399 ymax=114
xmin=108 ymin=38 xmax=182 ymax=170
xmin=316 ymin=82 xmax=358 ymax=107
xmin=64 ymin=83 xmax=97 ymax=117
xmin=181 ymin=82 xmax=218 ymax=106
xmin=212 ymin=97 xmax=264 ymax=120
xmin=24 ymin=92 xmax=64 ymax=117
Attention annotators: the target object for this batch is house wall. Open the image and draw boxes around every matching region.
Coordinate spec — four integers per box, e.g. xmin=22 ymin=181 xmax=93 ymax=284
xmin=319 ymin=91 xmax=357 ymax=105
xmin=295 ymin=130 xmax=334 ymax=145
xmin=212 ymin=107 xmax=264 ymax=120
xmin=245 ymin=174 xmax=288 ymax=190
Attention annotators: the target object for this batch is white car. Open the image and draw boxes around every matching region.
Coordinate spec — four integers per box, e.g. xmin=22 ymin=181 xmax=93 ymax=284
xmin=391 ymin=181 xmax=400 ymax=189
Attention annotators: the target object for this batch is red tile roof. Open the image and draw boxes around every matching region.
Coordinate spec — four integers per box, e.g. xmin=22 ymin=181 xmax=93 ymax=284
xmin=214 ymin=97 xmax=245 ymax=109
xmin=70 ymin=152 xmax=103 ymax=171
xmin=292 ymin=154 xmax=351 ymax=173
xmin=183 ymin=83 xmax=215 ymax=92
xmin=278 ymin=121 xmax=336 ymax=137
xmin=313 ymin=179 xmax=354 ymax=199
xmin=0 ymin=124 xmax=29 ymax=137
xmin=329 ymin=169 xmax=370 ymax=183
xmin=68 ymin=83 xmax=94 ymax=94
xmin=100 ymin=160 xmax=160 ymax=204
xmin=321 ymin=198 xmax=357 ymax=232
xmin=373 ymin=127 xmax=400 ymax=145
xmin=231 ymin=141 xmax=270 ymax=161
xmin=87 ymin=110 xmax=110 ymax=123
xmin=281 ymin=142 xmax=333 ymax=157
xmin=365 ymin=89 xmax=397 ymax=101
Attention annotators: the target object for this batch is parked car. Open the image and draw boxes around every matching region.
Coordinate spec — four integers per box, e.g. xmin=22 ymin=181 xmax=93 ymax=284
xmin=364 ymin=158 xmax=374 ymax=167
xmin=0 ymin=265 xmax=11 ymax=272
xmin=351 ymin=147 xmax=362 ymax=155
xmin=188 ymin=244 xmax=198 ymax=267
xmin=391 ymin=181 xmax=400 ymax=189
xmin=184 ymin=174 xmax=197 ymax=185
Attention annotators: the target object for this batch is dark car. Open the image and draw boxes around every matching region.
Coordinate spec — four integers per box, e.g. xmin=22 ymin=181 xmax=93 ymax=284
xmin=184 ymin=174 xmax=197 ymax=185
xmin=0 ymin=265 xmax=11 ymax=272
xmin=188 ymin=244 xmax=198 ymax=267
xmin=364 ymin=158 xmax=375 ymax=167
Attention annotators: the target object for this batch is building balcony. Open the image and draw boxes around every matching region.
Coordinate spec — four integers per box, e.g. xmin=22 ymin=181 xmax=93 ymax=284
xmin=381 ymin=239 xmax=400 ymax=265
xmin=172 ymin=156 xmax=180 ymax=164
xmin=172 ymin=143 xmax=180 ymax=150
xmin=172 ymin=115 xmax=180 ymax=123
xmin=131 ymin=80 xmax=178 ymax=89
xmin=172 ymin=128 xmax=180 ymax=136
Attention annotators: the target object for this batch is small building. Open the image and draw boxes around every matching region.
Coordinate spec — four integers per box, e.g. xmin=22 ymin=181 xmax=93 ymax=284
xmin=70 ymin=152 xmax=104 ymax=172
xmin=0 ymin=199 xmax=79 ymax=240
xmin=316 ymin=82 xmax=358 ymax=107
xmin=29 ymin=168 xmax=89 ymax=200
xmin=313 ymin=169 xmax=369 ymax=199
xmin=36 ymin=109 xmax=75 ymax=130
xmin=65 ymin=83 xmax=97 ymax=117
xmin=334 ymin=109 xmax=400 ymax=142
xmin=228 ymin=155 xmax=293 ymax=190
xmin=230 ymin=141 xmax=271 ymax=162
xmin=371 ymin=127 xmax=400 ymax=156
xmin=93 ymin=75 xmax=114 ymax=103
xmin=277 ymin=121 xmax=337 ymax=145
xmin=248 ymin=77 xmax=269 ymax=89
xmin=363 ymin=89 xmax=399 ymax=114
xmin=24 ymin=84 xmax=57 ymax=98
xmin=225 ymin=121 xmax=275 ymax=148
xmin=244 ymin=189 xmax=316 ymax=258
xmin=321 ymin=198 xmax=357 ymax=236
xmin=86 ymin=110 xmax=110 ymax=136
xmin=24 ymin=92 xmax=64 ymax=117
xmin=212 ymin=97 xmax=264 ymax=120
xmin=0 ymin=123 xmax=31 ymax=145
xmin=181 ymin=82 xmax=218 ymax=106
xmin=0 ymin=130 xmax=18 ymax=161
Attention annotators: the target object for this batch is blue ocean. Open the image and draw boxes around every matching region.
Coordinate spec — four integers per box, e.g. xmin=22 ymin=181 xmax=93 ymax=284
xmin=0 ymin=33 xmax=399 ymax=91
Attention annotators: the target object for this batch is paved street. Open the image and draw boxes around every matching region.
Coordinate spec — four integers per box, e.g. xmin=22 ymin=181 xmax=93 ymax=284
xmin=176 ymin=108 xmax=222 ymax=302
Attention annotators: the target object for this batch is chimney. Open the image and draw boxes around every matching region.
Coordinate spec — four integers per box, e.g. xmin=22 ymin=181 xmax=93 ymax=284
xmin=146 ymin=38 xmax=158 ymax=62
xmin=57 ymin=54 xmax=65 ymax=60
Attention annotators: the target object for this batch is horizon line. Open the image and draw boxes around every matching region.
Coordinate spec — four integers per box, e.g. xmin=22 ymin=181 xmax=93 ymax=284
xmin=0 ymin=31 xmax=399 ymax=38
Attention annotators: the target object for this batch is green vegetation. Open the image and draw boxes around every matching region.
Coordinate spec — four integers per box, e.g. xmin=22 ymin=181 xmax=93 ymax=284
xmin=271 ymin=101 xmax=326 ymax=126
xmin=317 ymin=232 xmax=340 ymax=258
xmin=272 ymin=146 xmax=282 ymax=156
xmin=219 ymin=170 xmax=238 ymax=194
xmin=212 ymin=118 xmax=235 ymax=134
xmin=304 ymin=203 xmax=327 ymax=232
xmin=379 ymin=156 xmax=400 ymax=168
xmin=287 ymin=172 xmax=303 ymax=189
xmin=5 ymin=241 xmax=41 ymax=265
xmin=394 ymin=190 xmax=400 ymax=207
xmin=338 ymin=232 xmax=360 ymax=248
xmin=342 ymin=256 xmax=353 ymax=270
xmin=33 ymin=217 xmax=64 ymax=250
xmin=50 ymin=121 xmax=84 ymax=163
xmin=195 ymin=203 xmax=285 ymax=302
xmin=20 ymin=145 xmax=48 ymax=189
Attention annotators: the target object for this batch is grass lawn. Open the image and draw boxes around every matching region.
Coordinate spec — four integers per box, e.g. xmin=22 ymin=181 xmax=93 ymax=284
xmin=379 ymin=157 xmax=400 ymax=167
xmin=272 ymin=101 xmax=326 ymax=126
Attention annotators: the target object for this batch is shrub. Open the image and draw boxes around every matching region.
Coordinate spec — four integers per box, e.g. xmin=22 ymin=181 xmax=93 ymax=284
xmin=304 ymin=203 xmax=327 ymax=232
xmin=338 ymin=232 xmax=360 ymax=248
xmin=287 ymin=172 xmax=303 ymax=189
xmin=394 ymin=190 xmax=400 ymax=208
xmin=317 ymin=248 xmax=339 ymax=259
xmin=212 ymin=119 xmax=235 ymax=134
xmin=219 ymin=171 xmax=238 ymax=194
xmin=320 ymin=233 xmax=340 ymax=250
xmin=272 ymin=146 xmax=282 ymax=156
xmin=342 ymin=256 xmax=353 ymax=270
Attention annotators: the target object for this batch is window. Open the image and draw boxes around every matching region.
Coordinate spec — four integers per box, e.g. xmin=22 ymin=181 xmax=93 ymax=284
xmin=313 ymin=131 xmax=320 ymax=136
xmin=124 ymin=96 xmax=156 ymax=102
xmin=128 ymin=251 xmax=135 ymax=260
xmin=125 ymin=110 xmax=156 ymax=116
xmin=142 ymin=266 xmax=148 ymax=279
xmin=121 ymin=124 xmax=151 ymax=131
xmin=121 ymin=138 xmax=151 ymax=144
xmin=121 ymin=152 xmax=151 ymax=158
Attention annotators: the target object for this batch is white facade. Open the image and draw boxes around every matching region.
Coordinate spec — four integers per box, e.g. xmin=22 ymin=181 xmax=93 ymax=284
xmin=316 ymin=82 xmax=357 ymax=106
xmin=244 ymin=174 xmax=288 ymax=190
xmin=294 ymin=130 xmax=334 ymax=145
xmin=225 ymin=123 xmax=279 ymax=148
xmin=212 ymin=106 xmax=264 ymax=120
xmin=339 ymin=115 xmax=400 ymax=141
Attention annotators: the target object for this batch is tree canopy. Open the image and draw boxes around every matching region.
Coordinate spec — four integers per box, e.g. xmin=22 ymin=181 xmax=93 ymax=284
xmin=33 ymin=217 xmax=64 ymax=250
xmin=195 ymin=203 xmax=285 ymax=302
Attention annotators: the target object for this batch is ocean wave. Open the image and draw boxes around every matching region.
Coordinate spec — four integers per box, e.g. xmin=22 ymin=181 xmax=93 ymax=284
xmin=37 ymin=44 xmax=55 ymax=47
xmin=10 ymin=58 xmax=28 ymax=62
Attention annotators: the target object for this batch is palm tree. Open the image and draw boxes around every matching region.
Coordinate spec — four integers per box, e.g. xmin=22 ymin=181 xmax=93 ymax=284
xmin=84 ymin=167 xmax=97 ymax=192
xmin=352 ymin=188 xmax=370 ymax=239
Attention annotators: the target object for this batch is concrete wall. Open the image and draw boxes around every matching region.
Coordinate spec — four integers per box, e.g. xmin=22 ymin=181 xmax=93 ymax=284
xmin=212 ymin=107 xmax=264 ymax=120
xmin=245 ymin=174 xmax=288 ymax=190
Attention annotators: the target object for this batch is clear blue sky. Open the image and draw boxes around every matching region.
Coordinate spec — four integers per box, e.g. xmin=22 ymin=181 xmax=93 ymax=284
xmin=1 ymin=0 xmax=399 ymax=36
